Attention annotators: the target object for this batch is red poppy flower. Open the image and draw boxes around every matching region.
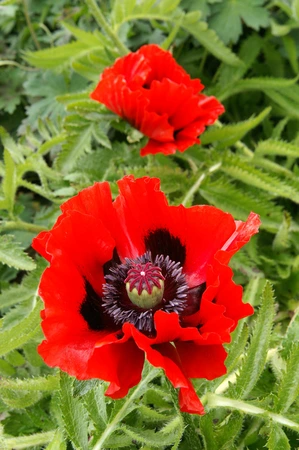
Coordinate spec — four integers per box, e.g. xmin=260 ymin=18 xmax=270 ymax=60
xmin=32 ymin=176 xmax=260 ymax=414
xmin=90 ymin=44 xmax=224 ymax=156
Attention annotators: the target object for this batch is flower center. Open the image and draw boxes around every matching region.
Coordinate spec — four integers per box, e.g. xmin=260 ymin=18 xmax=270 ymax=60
xmin=102 ymin=252 xmax=205 ymax=336
xmin=125 ymin=262 xmax=165 ymax=309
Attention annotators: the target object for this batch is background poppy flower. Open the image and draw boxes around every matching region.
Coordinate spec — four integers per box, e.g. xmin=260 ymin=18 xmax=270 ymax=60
xmin=90 ymin=44 xmax=225 ymax=156
xmin=32 ymin=176 xmax=260 ymax=414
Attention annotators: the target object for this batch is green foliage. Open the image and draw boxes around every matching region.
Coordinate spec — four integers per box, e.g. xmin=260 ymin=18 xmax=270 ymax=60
xmin=209 ymin=0 xmax=269 ymax=44
xmin=1 ymin=0 xmax=299 ymax=449
xmin=0 ymin=235 xmax=35 ymax=270
xmin=59 ymin=372 xmax=89 ymax=450
xmin=231 ymin=282 xmax=275 ymax=399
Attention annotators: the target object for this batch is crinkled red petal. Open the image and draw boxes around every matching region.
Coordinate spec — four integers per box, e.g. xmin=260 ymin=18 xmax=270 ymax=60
xmin=90 ymin=44 xmax=224 ymax=156
xmin=87 ymin=338 xmax=144 ymax=398
xmin=32 ymin=231 xmax=51 ymax=261
xmin=137 ymin=44 xmax=203 ymax=93
xmin=217 ymin=212 xmax=261 ymax=265
xmin=179 ymin=381 xmax=205 ymax=414
xmin=110 ymin=51 xmax=151 ymax=88
xmin=123 ymin=312 xmax=210 ymax=415
xmin=91 ymin=75 xmax=174 ymax=142
xmin=114 ymin=176 xmax=241 ymax=287
xmin=176 ymin=342 xmax=227 ymax=379
xmin=140 ymin=139 xmax=178 ymax=156
xmin=38 ymin=259 xmax=101 ymax=378
xmin=208 ymin=261 xmax=254 ymax=330
xmin=44 ymin=211 xmax=114 ymax=295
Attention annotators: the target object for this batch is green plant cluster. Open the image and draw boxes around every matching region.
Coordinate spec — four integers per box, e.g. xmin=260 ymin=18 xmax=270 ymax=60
xmin=1 ymin=0 xmax=299 ymax=448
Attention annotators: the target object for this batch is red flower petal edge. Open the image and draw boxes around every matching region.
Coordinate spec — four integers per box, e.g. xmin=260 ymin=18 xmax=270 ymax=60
xmin=90 ymin=44 xmax=225 ymax=156
xmin=32 ymin=176 xmax=260 ymax=414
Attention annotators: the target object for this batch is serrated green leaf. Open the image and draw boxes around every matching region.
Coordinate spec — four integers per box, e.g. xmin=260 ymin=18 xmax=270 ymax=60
xmin=0 ymin=235 xmax=36 ymax=271
xmin=225 ymin=322 xmax=249 ymax=373
xmin=217 ymin=34 xmax=263 ymax=87
xmin=24 ymin=38 xmax=112 ymax=73
xmin=111 ymin=0 xmax=181 ymax=28
xmin=199 ymin=414 xmax=217 ymax=450
xmin=181 ymin=18 xmax=241 ymax=66
xmin=2 ymin=149 xmax=17 ymax=213
xmin=0 ymin=388 xmax=42 ymax=409
xmin=5 ymin=349 xmax=25 ymax=366
xmin=59 ymin=372 xmax=88 ymax=450
xmin=0 ymin=127 xmax=24 ymax=164
xmin=221 ymin=155 xmax=299 ymax=203
xmin=232 ymin=282 xmax=275 ymax=399
xmin=56 ymin=116 xmax=94 ymax=173
xmin=272 ymin=212 xmax=291 ymax=252
xmin=200 ymin=179 xmax=283 ymax=232
xmin=266 ymin=423 xmax=290 ymax=450
xmin=37 ymin=134 xmax=66 ymax=156
xmin=104 ymin=433 xmax=133 ymax=448
xmin=0 ymin=259 xmax=46 ymax=309
xmin=281 ymin=308 xmax=299 ymax=359
xmin=242 ymin=276 xmax=266 ymax=308
xmin=265 ymin=89 xmax=299 ymax=119
xmin=111 ymin=0 xmax=138 ymax=27
xmin=83 ymin=384 xmax=107 ymax=432
xmin=256 ymin=139 xmax=299 ymax=158
xmin=121 ymin=424 xmax=178 ymax=448
xmin=0 ymin=358 xmax=16 ymax=376
xmin=252 ymin=156 xmax=295 ymax=178
xmin=215 ymin=411 xmax=243 ymax=449
xmin=0 ymin=298 xmax=42 ymax=357
xmin=0 ymin=374 xmax=59 ymax=392
xmin=137 ymin=404 xmax=170 ymax=422
xmin=44 ymin=430 xmax=66 ymax=450
xmin=201 ymin=107 xmax=271 ymax=148
xmin=2 ymin=431 xmax=55 ymax=450
xmin=207 ymin=394 xmax=299 ymax=431
xmin=62 ymin=21 xmax=108 ymax=46
xmin=274 ymin=343 xmax=299 ymax=413
xmin=219 ymin=76 xmax=298 ymax=101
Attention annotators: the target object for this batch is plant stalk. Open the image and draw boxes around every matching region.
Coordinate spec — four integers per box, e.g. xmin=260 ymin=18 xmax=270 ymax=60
xmin=85 ymin=0 xmax=129 ymax=55
xmin=1 ymin=220 xmax=47 ymax=234
xmin=93 ymin=367 xmax=159 ymax=450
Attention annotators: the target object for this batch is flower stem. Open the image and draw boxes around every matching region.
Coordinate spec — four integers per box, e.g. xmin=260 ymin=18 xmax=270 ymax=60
xmin=182 ymin=162 xmax=222 ymax=207
xmin=22 ymin=0 xmax=41 ymax=50
xmin=1 ymin=220 xmax=47 ymax=234
xmin=203 ymin=393 xmax=299 ymax=431
xmin=0 ymin=60 xmax=38 ymax=72
xmin=2 ymin=431 xmax=55 ymax=449
xmin=93 ymin=366 xmax=159 ymax=450
xmin=85 ymin=0 xmax=129 ymax=56
xmin=161 ymin=18 xmax=182 ymax=50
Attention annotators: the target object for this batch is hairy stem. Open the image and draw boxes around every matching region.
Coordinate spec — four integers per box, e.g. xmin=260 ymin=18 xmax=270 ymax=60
xmin=93 ymin=367 xmax=159 ymax=450
xmin=3 ymin=431 xmax=55 ymax=449
xmin=161 ymin=18 xmax=182 ymax=50
xmin=182 ymin=162 xmax=222 ymax=206
xmin=0 ymin=60 xmax=38 ymax=72
xmin=203 ymin=393 xmax=299 ymax=431
xmin=22 ymin=0 xmax=41 ymax=50
xmin=85 ymin=0 xmax=129 ymax=55
xmin=1 ymin=220 xmax=47 ymax=234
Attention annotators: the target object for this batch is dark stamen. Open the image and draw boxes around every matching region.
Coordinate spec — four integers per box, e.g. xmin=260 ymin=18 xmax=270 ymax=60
xmin=144 ymin=229 xmax=186 ymax=266
xmin=80 ymin=280 xmax=105 ymax=331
